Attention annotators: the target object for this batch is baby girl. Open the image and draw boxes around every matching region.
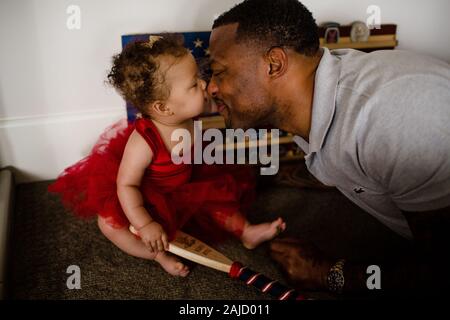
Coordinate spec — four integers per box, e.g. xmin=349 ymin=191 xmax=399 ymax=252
xmin=49 ymin=35 xmax=285 ymax=277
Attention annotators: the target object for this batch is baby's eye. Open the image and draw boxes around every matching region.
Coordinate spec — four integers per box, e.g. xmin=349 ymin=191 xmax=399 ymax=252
xmin=192 ymin=75 xmax=203 ymax=88
xmin=190 ymin=81 xmax=198 ymax=90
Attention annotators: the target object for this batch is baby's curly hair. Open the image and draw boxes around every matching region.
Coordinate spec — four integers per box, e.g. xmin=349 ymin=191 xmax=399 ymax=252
xmin=107 ymin=35 xmax=188 ymax=113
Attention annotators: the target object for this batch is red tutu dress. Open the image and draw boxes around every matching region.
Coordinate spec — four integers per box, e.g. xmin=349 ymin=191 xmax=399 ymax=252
xmin=48 ymin=117 xmax=256 ymax=243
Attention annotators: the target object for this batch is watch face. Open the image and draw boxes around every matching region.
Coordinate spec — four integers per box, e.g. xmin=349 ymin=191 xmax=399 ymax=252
xmin=328 ymin=272 xmax=344 ymax=291
xmin=327 ymin=259 xmax=346 ymax=293
xmin=350 ymin=21 xmax=370 ymax=42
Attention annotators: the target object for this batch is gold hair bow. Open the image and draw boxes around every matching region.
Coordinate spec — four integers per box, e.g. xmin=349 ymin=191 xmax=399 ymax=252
xmin=143 ymin=35 xmax=163 ymax=48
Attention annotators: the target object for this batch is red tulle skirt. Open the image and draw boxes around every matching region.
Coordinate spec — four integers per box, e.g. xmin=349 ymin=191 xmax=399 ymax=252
xmin=48 ymin=119 xmax=256 ymax=243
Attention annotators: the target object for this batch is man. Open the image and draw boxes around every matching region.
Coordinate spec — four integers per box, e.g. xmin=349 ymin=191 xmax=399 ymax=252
xmin=207 ymin=0 xmax=450 ymax=295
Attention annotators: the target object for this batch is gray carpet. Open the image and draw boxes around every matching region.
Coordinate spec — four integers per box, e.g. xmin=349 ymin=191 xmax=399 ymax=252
xmin=7 ymin=164 xmax=411 ymax=299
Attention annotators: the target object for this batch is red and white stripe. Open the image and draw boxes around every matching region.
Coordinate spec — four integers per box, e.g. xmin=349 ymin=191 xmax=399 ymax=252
xmin=237 ymin=266 xmax=247 ymax=278
xmin=279 ymin=289 xmax=295 ymax=300
xmin=245 ymin=273 xmax=262 ymax=285
xmin=262 ymin=280 xmax=277 ymax=293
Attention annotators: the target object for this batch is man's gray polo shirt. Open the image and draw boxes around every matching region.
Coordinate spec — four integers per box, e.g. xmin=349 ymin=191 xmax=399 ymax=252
xmin=294 ymin=48 xmax=450 ymax=239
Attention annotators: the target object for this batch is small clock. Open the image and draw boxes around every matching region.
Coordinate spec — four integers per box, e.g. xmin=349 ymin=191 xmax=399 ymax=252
xmin=350 ymin=21 xmax=370 ymax=42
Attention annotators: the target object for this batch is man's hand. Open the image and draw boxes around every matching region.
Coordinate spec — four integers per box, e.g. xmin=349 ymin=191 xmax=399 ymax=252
xmin=269 ymin=238 xmax=333 ymax=290
xmin=138 ymin=221 xmax=169 ymax=253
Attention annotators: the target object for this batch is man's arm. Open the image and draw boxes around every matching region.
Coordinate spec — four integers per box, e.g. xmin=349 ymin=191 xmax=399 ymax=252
xmin=270 ymin=206 xmax=450 ymax=293
xmin=343 ymin=206 xmax=450 ymax=292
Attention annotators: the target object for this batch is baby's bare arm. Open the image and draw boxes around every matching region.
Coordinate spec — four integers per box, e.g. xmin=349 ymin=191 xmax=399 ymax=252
xmin=117 ymin=129 xmax=154 ymax=229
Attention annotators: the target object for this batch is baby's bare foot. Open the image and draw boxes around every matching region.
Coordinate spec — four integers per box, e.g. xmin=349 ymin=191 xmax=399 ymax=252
xmin=241 ymin=217 xmax=286 ymax=249
xmin=155 ymin=252 xmax=190 ymax=277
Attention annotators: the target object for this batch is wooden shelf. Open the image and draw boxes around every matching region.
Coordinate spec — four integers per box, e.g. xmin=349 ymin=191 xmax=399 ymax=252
xmin=198 ymin=115 xmax=225 ymax=129
xmin=198 ymin=115 xmax=302 ymax=163
xmin=212 ymin=132 xmax=294 ymax=151
xmin=280 ymin=154 xmax=304 ymax=162
xmin=322 ymin=39 xmax=397 ymax=50
xmin=319 ymin=24 xmax=398 ymax=51
xmin=320 ymin=35 xmax=397 ymax=50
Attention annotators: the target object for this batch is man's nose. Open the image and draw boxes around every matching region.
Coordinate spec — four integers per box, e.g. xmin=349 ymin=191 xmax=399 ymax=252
xmin=207 ymin=79 xmax=218 ymax=97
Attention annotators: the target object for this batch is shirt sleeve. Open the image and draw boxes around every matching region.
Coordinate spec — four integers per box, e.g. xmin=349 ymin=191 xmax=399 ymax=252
xmin=359 ymin=75 xmax=450 ymax=212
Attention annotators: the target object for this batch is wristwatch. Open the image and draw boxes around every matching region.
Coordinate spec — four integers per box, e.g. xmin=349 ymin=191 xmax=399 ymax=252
xmin=327 ymin=259 xmax=346 ymax=294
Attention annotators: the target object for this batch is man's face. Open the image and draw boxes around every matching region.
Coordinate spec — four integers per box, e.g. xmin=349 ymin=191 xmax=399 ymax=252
xmin=208 ymin=24 xmax=276 ymax=129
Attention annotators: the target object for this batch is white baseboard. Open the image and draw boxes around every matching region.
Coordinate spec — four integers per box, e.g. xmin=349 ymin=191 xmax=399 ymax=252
xmin=0 ymin=108 xmax=126 ymax=184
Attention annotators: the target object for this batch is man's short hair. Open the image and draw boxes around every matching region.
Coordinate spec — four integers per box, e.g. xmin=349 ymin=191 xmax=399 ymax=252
xmin=213 ymin=0 xmax=319 ymax=56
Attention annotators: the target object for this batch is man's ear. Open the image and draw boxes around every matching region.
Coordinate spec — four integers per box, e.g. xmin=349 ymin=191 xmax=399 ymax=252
xmin=266 ymin=47 xmax=288 ymax=79
xmin=150 ymin=101 xmax=174 ymax=116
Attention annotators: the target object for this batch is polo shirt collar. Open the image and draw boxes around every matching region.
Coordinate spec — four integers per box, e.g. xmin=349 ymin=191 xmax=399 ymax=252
xmin=297 ymin=47 xmax=341 ymax=154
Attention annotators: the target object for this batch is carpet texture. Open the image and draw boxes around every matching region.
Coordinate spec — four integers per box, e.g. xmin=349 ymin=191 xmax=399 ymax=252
xmin=7 ymin=164 xmax=411 ymax=299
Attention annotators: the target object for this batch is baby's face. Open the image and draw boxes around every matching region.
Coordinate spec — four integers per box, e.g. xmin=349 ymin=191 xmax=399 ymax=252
xmin=163 ymin=53 xmax=207 ymax=121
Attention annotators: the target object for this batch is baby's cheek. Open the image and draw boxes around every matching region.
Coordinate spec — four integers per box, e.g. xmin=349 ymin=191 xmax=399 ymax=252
xmin=197 ymin=94 xmax=207 ymax=112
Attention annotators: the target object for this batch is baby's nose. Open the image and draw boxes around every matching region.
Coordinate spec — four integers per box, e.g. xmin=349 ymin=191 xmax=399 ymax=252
xmin=200 ymin=78 xmax=207 ymax=91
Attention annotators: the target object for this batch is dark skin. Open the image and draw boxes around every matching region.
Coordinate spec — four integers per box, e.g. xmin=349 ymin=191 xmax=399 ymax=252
xmin=208 ymin=24 xmax=320 ymax=134
xmin=270 ymin=208 xmax=450 ymax=293
xmin=208 ymin=24 xmax=450 ymax=294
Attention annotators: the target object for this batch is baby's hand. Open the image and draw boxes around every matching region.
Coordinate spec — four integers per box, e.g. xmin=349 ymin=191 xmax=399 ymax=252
xmin=138 ymin=222 xmax=169 ymax=253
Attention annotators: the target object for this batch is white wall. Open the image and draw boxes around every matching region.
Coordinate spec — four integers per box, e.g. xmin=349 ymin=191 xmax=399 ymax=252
xmin=305 ymin=0 xmax=450 ymax=61
xmin=1 ymin=0 xmax=449 ymax=183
